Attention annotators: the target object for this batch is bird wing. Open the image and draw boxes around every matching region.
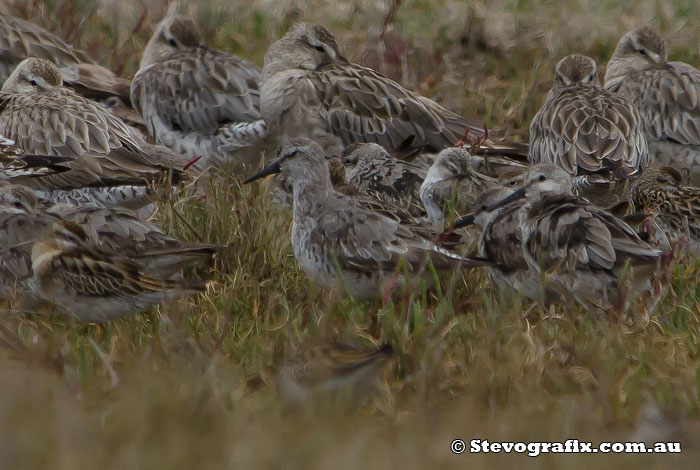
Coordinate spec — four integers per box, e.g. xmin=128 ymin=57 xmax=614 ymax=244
xmin=0 ymin=16 xmax=130 ymax=100
xmin=527 ymin=196 xmax=660 ymax=271
xmin=625 ymin=63 xmax=700 ymax=146
xmin=52 ymin=249 xmax=187 ymax=297
xmin=0 ymin=88 xmax=140 ymax=157
xmin=529 ymin=86 xmax=648 ymax=177
xmin=131 ymin=47 xmax=261 ymax=135
xmin=313 ymin=194 xmax=475 ymax=273
xmin=310 ymin=62 xmax=485 ymax=153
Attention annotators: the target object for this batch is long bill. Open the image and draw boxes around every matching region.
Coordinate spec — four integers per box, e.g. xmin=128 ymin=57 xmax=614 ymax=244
xmin=243 ymin=159 xmax=282 ymax=184
xmin=487 ymin=187 xmax=526 ymax=211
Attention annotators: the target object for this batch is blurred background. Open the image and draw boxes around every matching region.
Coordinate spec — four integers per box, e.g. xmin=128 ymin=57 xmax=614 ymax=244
xmin=1 ymin=1 xmax=699 ymax=468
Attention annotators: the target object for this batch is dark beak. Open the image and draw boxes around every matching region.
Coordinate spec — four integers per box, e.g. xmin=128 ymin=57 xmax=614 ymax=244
xmin=243 ymin=160 xmax=282 ymax=184
xmin=452 ymin=213 xmax=475 ymax=229
xmin=487 ymin=187 xmax=526 ymax=211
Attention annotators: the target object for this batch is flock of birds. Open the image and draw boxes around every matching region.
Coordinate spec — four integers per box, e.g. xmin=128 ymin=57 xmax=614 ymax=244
xmin=1 ymin=9 xmax=700 ymax=404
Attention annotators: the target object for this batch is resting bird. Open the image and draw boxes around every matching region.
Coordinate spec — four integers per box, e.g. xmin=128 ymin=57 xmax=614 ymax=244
xmin=0 ymin=15 xmax=131 ymax=101
xmin=630 ymin=166 xmax=700 ymax=254
xmin=0 ymin=183 xmax=216 ymax=307
xmin=530 ymin=54 xmax=648 ymax=205
xmin=463 ymin=164 xmax=664 ymax=310
xmin=131 ymin=13 xmax=266 ymax=168
xmin=277 ymin=342 xmax=393 ymax=408
xmin=605 ymin=27 xmax=700 ymax=185
xmin=30 ymin=219 xmax=205 ymax=322
xmin=260 ymin=22 xmax=528 ymax=159
xmin=0 ymin=58 xmax=189 ymax=213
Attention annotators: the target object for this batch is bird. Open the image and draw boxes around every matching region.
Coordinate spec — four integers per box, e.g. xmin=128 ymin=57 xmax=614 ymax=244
xmin=340 ymin=143 xmax=427 ymax=216
xmin=244 ymin=139 xmax=491 ymax=300
xmin=0 ymin=14 xmax=131 ymax=102
xmin=419 ymin=147 xmax=497 ymax=228
xmin=463 ymin=164 xmax=664 ymax=310
xmin=0 ymin=183 xmax=216 ymax=307
xmin=131 ymin=12 xmax=266 ymax=168
xmin=29 ymin=219 xmax=205 ymax=322
xmin=530 ymin=54 xmax=649 ymax=204
xmin=0 ymin=58 xmax=189 ymax=212
xmin=605 ymin=27 xmax=700 ymax=185
xmin=260 ymin=22 xmax=528 ymax=159
xmin=530 ymin=54 xmax=648 ymax=205
xmin=630 ymin=166 xmax=700 ymax=253
xmin=277 ymin=342 xmax=393 ymax=408
xmin=0 ymin=134 xmax=74 ymax=181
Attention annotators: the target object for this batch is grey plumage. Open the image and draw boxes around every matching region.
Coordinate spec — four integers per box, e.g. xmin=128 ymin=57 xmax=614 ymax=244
xmin=341 ymin=142 xmax=426 ymax=217
xmin=0 ymin=15 xmax=131 ymax=101
xmin=0 ymin=58 xmax=188 ymax=213
xmin=605 ymin=27 xmax=700 ymax=185
xmin=474 ymin=164 xmax=664 ymax=310
xmin=131 ymin=14 xmax=265 ymax=168
xmin=530 ymin=54 xmax=648 ymax=204
xmin=419 ymin=147 xmax=497 ymax=228
xmin=261 ymin=22 xmax=526 ymax=158
xmin=0 ymin=183 xmax=215 ymax=309
xmin=244 ymin=139 xmax=490 ymax=300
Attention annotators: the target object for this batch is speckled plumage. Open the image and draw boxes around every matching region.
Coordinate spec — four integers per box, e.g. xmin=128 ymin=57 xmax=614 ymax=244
xmin=631 ymin=166 xmax=700 ymax=253
xmin=0 ymin=15 xmax=131 ymax=101
xmin=30 ymin=219 xmax=206 ymax=321
xmin=0 ymin=184 xmax=215 ymax=308
xmin=530 ymin=54 xmax=648 ymax=205
xmin=606 ymin=28 xmax=700 ymax=185
xmin=0 ymin=58 xmax=188 ymax=206
xmin=419 ymin=147 xmax=497 ymax=228
xmin=472 ymin=164 xmax=664 ymax=310
xmin=245 ymin=139 xmax=491 ymax=299
xmin=261 ymin=22 xmax=527 ymax=158
xmin=131 ymin=14 xmax=265 ymax=168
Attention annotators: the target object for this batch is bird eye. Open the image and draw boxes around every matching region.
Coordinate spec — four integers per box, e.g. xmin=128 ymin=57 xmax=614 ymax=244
xmin=538 ymin=175 xmax=546 ymax=181
xmin=29 ymin=79 xmax=38 ymax=86
xmin=508 ymin=179 xmax=517 ymax=187
xmin=168 ymin=38 xmax=178 ymax=47
xmin=639 ymin=49 xmax=647 ymax=56
xmin=314 ymin=44 xmax=324 ymax=52
xmin=12 ymin=201 xmax=22 ymax=208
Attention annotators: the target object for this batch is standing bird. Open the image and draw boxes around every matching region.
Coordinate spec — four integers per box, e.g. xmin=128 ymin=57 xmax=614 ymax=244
xmin=0 ymin=58 xmax=187 ymax=212
xmin=605 ymin=27 xmax=700 ymax=185
xmin=630 ymin=166 xmax=700 ymax=253
xmin=260 ymin=22 xmax=528 ymax=159
xmin=0 ymin=15 xmax=131 ymax=102
xmin=244 ymin=139 xmax=490 ymax=300
xmin=30 ymin=219 xmax=205 ymax=322
xmin=277 ymin=342 xmax=393 ymax=408
xmin=530 ymin=54 xmax=648 ymax=204
xmin=131 ymin=14 xmax=266 ymax=168
xmin=463 ymin=164 xmax=664 ymax=310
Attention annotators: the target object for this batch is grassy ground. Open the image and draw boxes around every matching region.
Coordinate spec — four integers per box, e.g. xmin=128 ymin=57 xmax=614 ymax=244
xmin=2 ymin=0 xmax=700 ymax=467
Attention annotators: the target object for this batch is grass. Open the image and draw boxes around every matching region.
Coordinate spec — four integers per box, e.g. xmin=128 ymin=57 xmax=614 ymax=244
xmin=2 ymin=0 xmax=700 ymax=467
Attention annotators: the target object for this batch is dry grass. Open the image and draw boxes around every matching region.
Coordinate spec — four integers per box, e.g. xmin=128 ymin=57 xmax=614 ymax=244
xmin=1 ymin=0 xmax=700 ymax=468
